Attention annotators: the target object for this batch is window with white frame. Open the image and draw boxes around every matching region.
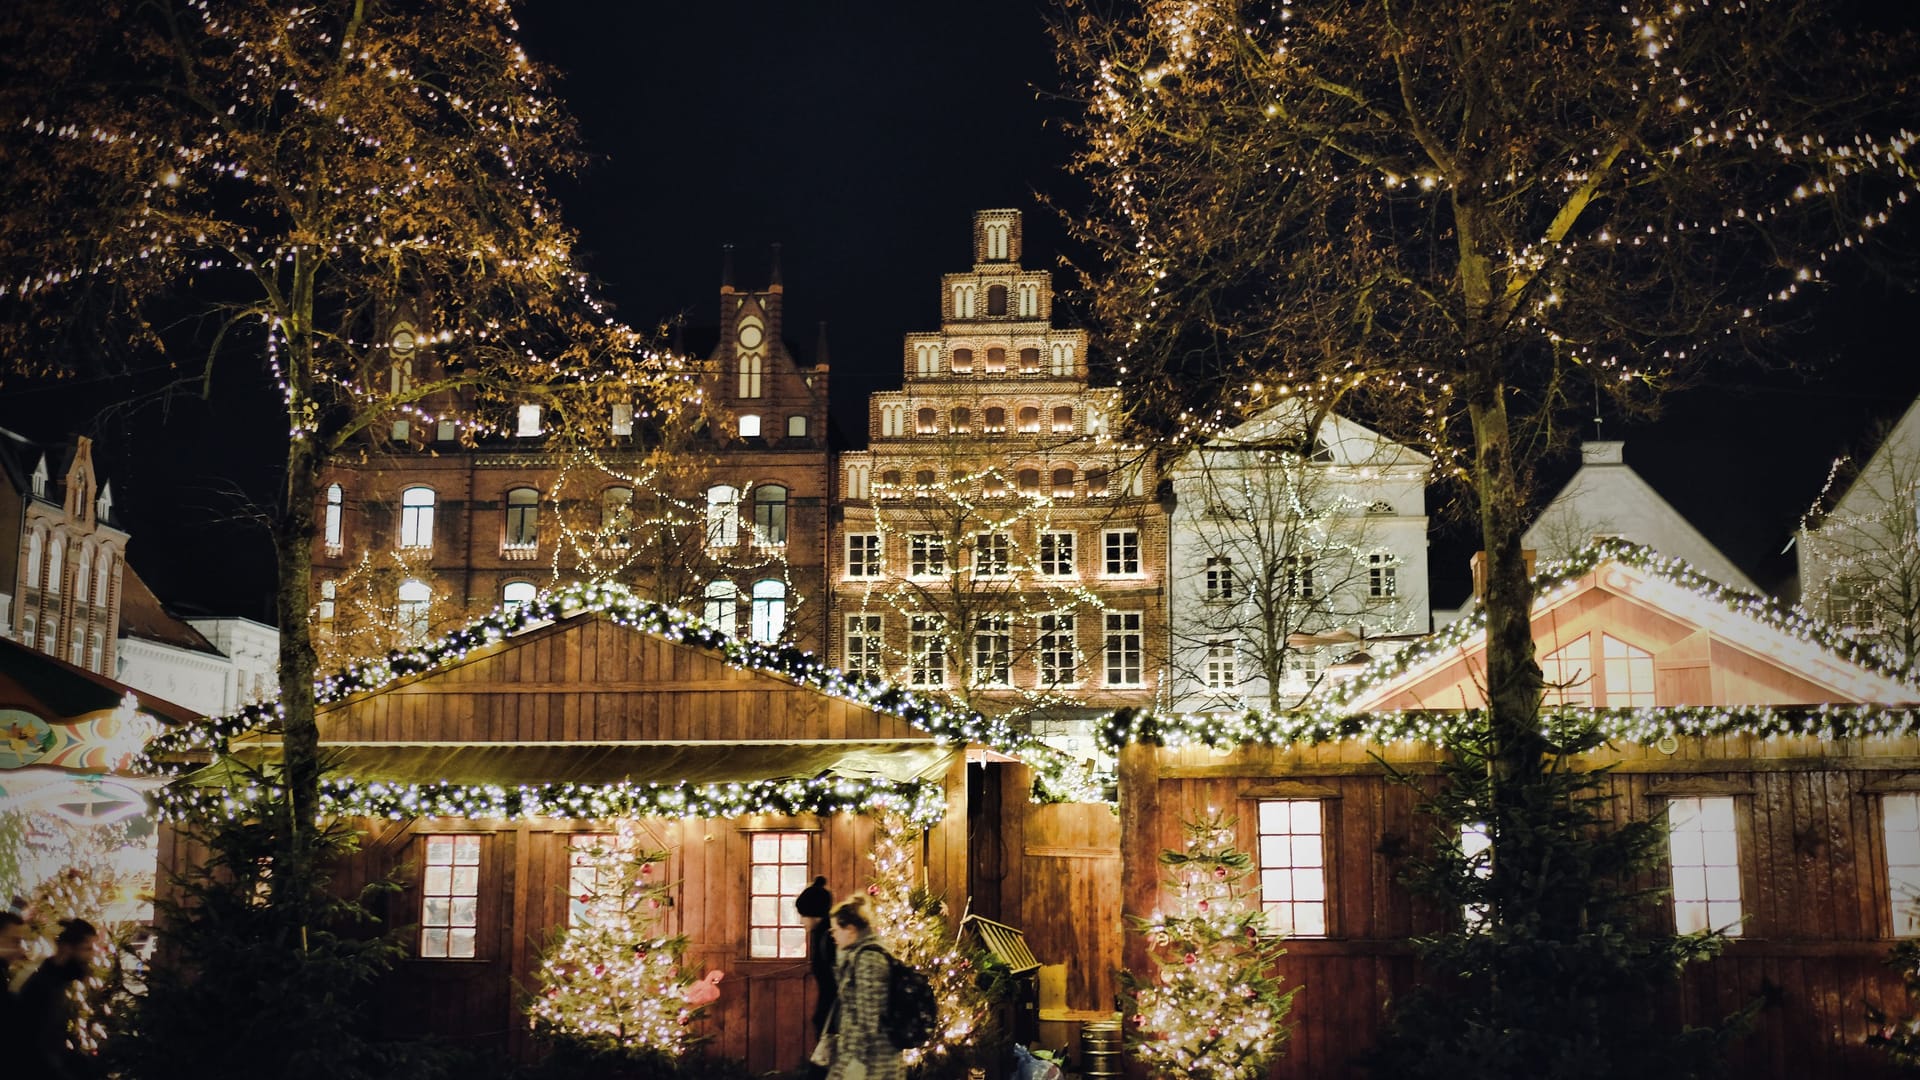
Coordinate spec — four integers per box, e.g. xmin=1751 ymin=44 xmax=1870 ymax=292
xmin=93 ymin=552 xmax=111 ymax=605
xmin=1284 ymin=647 xmax=1321 ymax=687
xmin=397 ymin=579 xmax=432 ymax=643
xmin=1368 ymin=552 xmax=1398 ymax=598
xmin=738 ymin=352 xmax=763 ymax=399
xmin=1602 ymin=634 xmax=1655 ymax=707
xmin=1050 ymin=342 xmax=1073 ymax=376
xmin=973 ymin=615 xmax=1012 ymax=687
xmin=704 ymin=580 xmax=738 ymax=634
xmin=74 ymin=545 xmax=91 ymax=610
xmin=516 ymin=403 xmax=543 ymax=438
xmin=1886 ymin=794 xmax=1920 ymax=936
xmin=845 ymin=614 xmax=883 ymax=681
xmin=1104 ymin=611 xmax=1144 ymax=687
xmin=1205 ymin=556 xmax=1234 ymax=602
xmin=1281 ymin=555 xmax=1314 ymax=600
xmin=846 ymin=533 xmax=881 ymax=578
xmin=706 ymin=485 xmax=739 ymax=549
xmin=1257 ymin=800 xmax=1327 ymax=937
xmin=750 ymin=580 xmax=787 ymax=643
xmin=909 ymin=616 xmax=946 ymax=688
xmin=504 ymin=487 xmax=539 ymax=550
xmin=1102 ymin=529 xmax=1140 ymax=576
xmin=399 ymin=487 xmax=436 ymax=549
xmin=1667 ymin=796 xmax=1743 ymax=936
xmin=1540 ymin=636 xmax=1594 ymax=707
xmin=1039 ymin=613 xmax=1077 ymax=686
xmin=45 ymin=539 xmax=64 ymax=592
xmin=317 ymin=580 xmax=337 ymax=625
xmin=419 ymin=834 xmax=480 ymax=959
xmin=1038 ymin=531 xmax=1075 ymax=577
xmin=749 ymin=832 xmax=810 ymax=958
xmin=502 ymin=580 xmax=537 ymax=617
xmin=1204 ymin=640 xmax=1237 ymax=690
xmin=566 ymin=833 xmax=624 ymax=928
xmin=973 ymin=533 xmax=1011 ymax=577
xmin=25 ymin=529 xmax=42 ymax=589
xmin=909 ymin=534 xmax=946 ymax=577
xmin=753 ymin=485 xmax=788 ymax=546
xmin=324 ymin=483 xmax=344 ymax=554
xmin=846 ymin=464 xmax=871 ymax=500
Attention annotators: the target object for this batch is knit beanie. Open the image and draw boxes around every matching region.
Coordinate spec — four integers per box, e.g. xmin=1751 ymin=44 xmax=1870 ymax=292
xmin=795 ymin=875 xmax=832 ymax=918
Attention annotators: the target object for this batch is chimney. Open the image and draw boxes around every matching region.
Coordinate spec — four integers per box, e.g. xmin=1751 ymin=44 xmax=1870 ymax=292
xmin=1470 ymin=549 xmax=1538 ymax=600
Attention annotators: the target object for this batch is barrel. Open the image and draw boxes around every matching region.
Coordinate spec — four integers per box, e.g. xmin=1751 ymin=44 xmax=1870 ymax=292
xmin=1081 ymin=1019 xmax=1124 ymax=1080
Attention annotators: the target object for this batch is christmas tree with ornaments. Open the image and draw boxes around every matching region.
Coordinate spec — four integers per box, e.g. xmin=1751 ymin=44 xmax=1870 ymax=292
xmin=864 ymin=809 xmax=991 ymax=1069
xmin=1121 ymin=814 xmax=1295 ymax=1080
xmin=528 ymin=821 xmax=701 ymax=1054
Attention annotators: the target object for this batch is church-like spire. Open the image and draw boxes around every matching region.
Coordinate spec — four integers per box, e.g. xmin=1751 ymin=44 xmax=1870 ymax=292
xmin=815 ymin=320 xmax=830 ymax=369
xmin=720 ymin=243 xmax=735 ymax=290
xmin=769 ymin=242 xmax=784 ymax=289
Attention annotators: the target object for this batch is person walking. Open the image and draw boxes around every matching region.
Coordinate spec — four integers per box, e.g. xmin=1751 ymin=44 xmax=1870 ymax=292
xmin=18 ymin=918 xmax=98 ymax=1080
xmin=796 ymin=876 xmax=836 ymax=1080
xmin=820 ymin=895 xmax=902 ymax=1080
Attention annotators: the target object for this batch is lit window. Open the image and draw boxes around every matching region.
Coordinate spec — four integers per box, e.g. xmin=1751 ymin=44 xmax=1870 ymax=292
xmin=1284 ymin=647 xmax=1321 ymax=688
xmin=749 ymin=833 xmax=810 ymax=959
xmin=983 ymin=407 xmax=1007 ymax=434
xmin=704 ymin=580 xmax=738 ymax=634
xmin=30 ymin=456 xmax=47 ymax=498
xmin=950 ymin=348 xmax=972 ymax=373
xmin=25 ymin=529 xmax=42 ymax=586
xmin=1204 ymin=640 xmax=1236 ymax=691
xmin=1461 ymin=823 xmax=1492 ymax=926
xmin=973 ymin=533 xmax=1011 ymax=577
xmin=1541 ymin=636 xmax=1594 ymax=707
xmin=397 ymin=578 xmax=432 ymax=643
xmin=1038 ymin=531 xmax=1075 ymax=577
xmin=566 ymin=834 xmax=624 ymax=928
xmin=986 ymin=347 xmax=1007 ymax=373
xmin=753 ymin=485 xmax=788 ymax=546
xmin=1104 ymin=611 xmax=1144 ymax=687
xmin=1667 ymin=796 xmax=1742 ymax=936
xmin=1052 ymin=468 xmax=1075 ymax=498
xmin=1020 ymin=347 xmax=1040 ymax=373
xmin=516 ymin=404 xmax=542 ymax=437
xmin=787 ymin=415 xmax=808 ymax=438
xmin=45 ymin=536 xmax=62 ymax=593
xmin=1205 ymin=556 xmax=1234 ymax=601
xmin=738 ymin=353 xmax=763 ymax=399
xmin=879 ymin=470 xmax=902 ymax=498
xmin=909 ymin=616 xmax=947 ymax=688
xmin=437 ymin=420 xmax=457 ymax=442
xmin=909 ymin=534 xmax=946 ymax=578
xmin=1257 ymin=800 xmax=1327 ymax=937
xmin=1282 ymin=555 xmax=1314 ymax=600
xmin=74 ymin=545 xmax=91 ymax=609
xmin=419 ymin=835 xmax=480 ymax=959
xmin=1103 ymin=530 xmax=1141 ymax=576
xmin=952 ymin=284 xmax=976 ymax=319
xmin=1885 ymin=794 xmax=1920 ymax=936
xmin=505 ymin=487 xmax=539 ymax=550
xmin=317 ymin=580 xmax=336 ymax=625
xmin=846 ymin=533 xmax=881 ymax=578
xmin=1051 ymin=406 xmax=1073 ymax=434
xmin=1039 ymin=613 xmax=1077 ymax=686
xmin=706 ymin=485 xmax=739 ymax=548
xmin=324 ymin=484 xmax=344 ymax=554
xmin=750 ymin=579 xmax=787 ymax=643
xmin=1602 ymin=634 xmax=1655 ymax=707
xmin=916 ymin=343 xmax=942 ymax=376
xmin=93 ymin=553 xmax=111 ymax=605
xmin=611 ymin=402 xmax=634 ymax=436
xmin=399 ymin=487 xmax=436 ymax=549
xmin=1368 ymin=552 xmax=1398 ymax=598
xmin=846 ymin=464 xmax=871 ymax=500
xmin=739 ymin=413 xmax=762 ymax=438
xmin=917 ymin=408 xmax=938 ymax=434
xmin=881 ymin=405 xmax=905 ymax=437
xmin=602 ymin=487 xmax=634 ymax=546
xmin=973 ymin=615 xmax=1011 ymax=687
xmin=502 ymin=580 xmax=537 ymax=617
xmin=1017 ymin=468 xmax=1041 ymax=495
xmin=1018 ymin=285 xmax=1039 ymax=318
xmin=844 ymin=614 xmax=883 ymax=681
xmin=982 ymin=471 xmax=1008 ymax=498
xmin=1050 ymin=343 xmax=1073 ymax=376
xmin=1017 ymin=406 xmax=1040 ymax=433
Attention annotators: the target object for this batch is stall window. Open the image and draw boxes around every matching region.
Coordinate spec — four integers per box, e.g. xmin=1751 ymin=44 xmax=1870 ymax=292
xmin=749 ymin=832 xmax=811 ymax=958
xmin=419 ymin=835 xmax=481 ymax=958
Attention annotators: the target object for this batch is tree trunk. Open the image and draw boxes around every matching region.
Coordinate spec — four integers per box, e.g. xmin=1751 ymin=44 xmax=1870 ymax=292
xmin=1466 ymin=376 xmax=1547 ymax=788
xmin=276 ymin=429 xmax=321 ymax=875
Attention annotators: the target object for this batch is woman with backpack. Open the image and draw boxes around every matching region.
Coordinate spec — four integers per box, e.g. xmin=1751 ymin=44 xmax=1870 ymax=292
xmin=813 ymin=895 xmax=903 ymax=1080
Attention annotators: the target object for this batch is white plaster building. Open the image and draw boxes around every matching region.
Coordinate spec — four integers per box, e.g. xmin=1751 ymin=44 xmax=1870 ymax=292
xmin=1165 ymin=404 xmax=1430 ymax=710
xmin=115 ymin=566 xmax=280 ymax=717
xmin=1524 ymin=440 xmax=1758 ymax=593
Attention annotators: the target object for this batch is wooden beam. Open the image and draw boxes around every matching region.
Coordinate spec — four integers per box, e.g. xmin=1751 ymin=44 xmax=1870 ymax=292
xmin=388 ymin=680 xmax=812 ymax=694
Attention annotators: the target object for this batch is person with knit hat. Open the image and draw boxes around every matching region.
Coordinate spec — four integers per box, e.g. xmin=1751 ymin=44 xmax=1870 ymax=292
xmin=796 ymin=874 xmax=837 ymax=1049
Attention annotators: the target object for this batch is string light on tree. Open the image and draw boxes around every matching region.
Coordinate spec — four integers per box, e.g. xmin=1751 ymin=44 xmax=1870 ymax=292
xmin=862 ymin=809 xmax=991 ymax=1068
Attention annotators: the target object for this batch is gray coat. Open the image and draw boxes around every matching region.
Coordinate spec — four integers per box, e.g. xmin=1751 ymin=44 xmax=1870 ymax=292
xmin=826 ymin=935 xmax=905 ymax=1080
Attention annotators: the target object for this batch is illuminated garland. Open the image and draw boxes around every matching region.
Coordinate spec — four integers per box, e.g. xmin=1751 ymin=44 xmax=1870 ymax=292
xmin=153 ymin=774 xmax=946 ymax=826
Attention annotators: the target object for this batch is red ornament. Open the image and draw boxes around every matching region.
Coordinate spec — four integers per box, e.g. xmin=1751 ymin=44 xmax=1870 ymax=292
xmin=641 ymin=863 xmax=653 ymax=876
xmin=1197 ymin=899 xmax=1209 ymax=912
xmin=1214 ymin=866 xmax=1228 ymax=880
xmin=1132 ymin=1014 xmax=1144 ymax=1025
xmin=649 ymin=897 xmax=661 ymax=909
xmin=578 ymin=893 xmax=591 ymax=903
xmin=1183 ymin=952 xmax=1197 ymax=964
xmin=1209 ymin=1027 xmax=1220 ymax=1039
xmin=868 ymin=883 xmax=880 ymax=896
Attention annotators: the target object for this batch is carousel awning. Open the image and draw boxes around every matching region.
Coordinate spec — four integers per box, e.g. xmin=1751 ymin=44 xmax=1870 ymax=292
xmin=198 ymin=738 xmax=958 ymax=788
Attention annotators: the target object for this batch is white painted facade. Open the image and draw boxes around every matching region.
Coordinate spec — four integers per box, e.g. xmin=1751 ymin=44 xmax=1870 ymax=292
xmin=1166 ymin=405 xmax=1430 ymax=710
xmin=1794 ymin=397 xmax=1920 ymax=661
xmin=188 ymin=616 xmax=281 ymax=708
xmin=1524 ymin=441 xmax=1758 ymax=593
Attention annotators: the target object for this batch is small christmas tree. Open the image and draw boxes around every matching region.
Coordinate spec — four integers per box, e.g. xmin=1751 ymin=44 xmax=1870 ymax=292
xmin=1121 ymin=813 xmax=1295 ymax=1080
xmin=529 ymin=821 xmax=700 ymax=1054
xmin=865 ymin=808 xmax=991 ymax=1070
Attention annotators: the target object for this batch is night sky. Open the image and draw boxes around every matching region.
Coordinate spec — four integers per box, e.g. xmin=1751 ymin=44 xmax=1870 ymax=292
xmin=2 ymin=0 xmax=1915 ymax=621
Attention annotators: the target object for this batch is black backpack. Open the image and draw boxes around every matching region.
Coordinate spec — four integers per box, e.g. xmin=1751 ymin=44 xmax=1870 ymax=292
xmin=860 ymin=944 xmax=940 ymax=1050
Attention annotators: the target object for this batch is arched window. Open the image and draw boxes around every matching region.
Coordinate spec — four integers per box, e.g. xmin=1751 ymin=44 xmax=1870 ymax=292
xmin=45 ymin=534 xmax=62 ymax=592
xmin=952 ymin=284 xmax=976 ymax=319
xmin=74 ymin=545 xmax=91 ymax=606
xmin=505 ymin=487 xmax=539 ymax=549
xmin=602 ymin=487 xmax=634 ymax=544
xmin=324 ymin=483 xmax=344 ymax=553
xmin=846 ymin=464 xmax=871 ymax=500
xmin=787 ymin=415 xmax=808 ymax=439
xmin=881 ymin=404 xmax=905 ymax=437
xmin=706 ymin=485 xmax=739 ymax=548
xmin=1017 ymin=468 xmax=1041 ymax=494
xmin=738 ymin=414 xmax=762 ymax=438
xmin=1017 ymin=406 xmax=1041 ymax=433
xmin=986 ymin=285 xmax=1008 ymax=316
xmin=1050 ymin=342 xmax=1073 ymax=376
xmin=914 ymin=469 xmax=937 ymax=492
xmin=986 ymin=347 xmax=1007 ymax=373
xmin=754 ymin=485 xmax=788 ymax=546
xmin=1052 ymin=406 xmax=1074 ymax=433
xmin=703 ymin=580 xmax=738 ymax=633
xmin=502 ymin=580 xmax=537 ymax=617
xmin=917 ymin=407 xmax=938 ymax=434
xmin=397 ymin=578 xmax=432 ymax=643
xmin=1086 ymin=468 xmax=1110 ymax=496
xmin=93 ymin=552 xmax=111 ymax=605
xmin=399 ymin=487 xmax=436 ymax=549
xmin=1052 ymin=468 xmax=1076 ymax=498
xmin=952 ymin=348 xmax=974 ymax=373
xmin=750 ymin=580 xmax=787 ymax=644
xmin=982 ymin=472 xmax=1008 ymax=498
xmin=1017 ymin=283 xmax=1039 ymax=317
xmin=738 ymin=353 xmax=763 ymax=399
xmin=880 ymin=470 xmax=903 ymax=498
xmin=1020 ymin=347 xmax=1041 ymax=373
xmin=916 ymin=343 xmax=941 ymax=376
xmin=950 ymin=407 xmax=972 ymax=432
xmin=25 ymin=528 xmax=43 ymax=587
xmin=984 ymin=407 xmax=1007 ymax=434
xmin=985 ymin=221 xmax=1010 ymax=260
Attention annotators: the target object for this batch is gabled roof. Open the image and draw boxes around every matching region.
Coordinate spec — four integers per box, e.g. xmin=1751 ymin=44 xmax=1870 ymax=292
xmin=1188 ymin=400 xmax=1430 ymax=468
xmin=1332 ymin=540 xmax=1916 ymax=712
xmin=118 ymin=564 xmax=224 ymax=656
xmin=1821 ymin=395 xmax=1920 ymax=524
xmin=1523 ymin=441 xmax=1756 ymax=592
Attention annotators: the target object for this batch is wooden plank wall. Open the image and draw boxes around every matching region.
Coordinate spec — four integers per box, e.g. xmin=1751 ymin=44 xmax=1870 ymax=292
xmin=1122 ymin=736 xmax=1920 ymax=1080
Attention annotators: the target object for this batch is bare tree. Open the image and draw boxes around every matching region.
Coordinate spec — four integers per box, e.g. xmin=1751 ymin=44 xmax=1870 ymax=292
xmin=1799 ymin=417 xmax=1920 ymax=672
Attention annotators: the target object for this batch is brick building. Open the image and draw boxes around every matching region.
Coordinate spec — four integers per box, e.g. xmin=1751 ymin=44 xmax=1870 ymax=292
xmin=0 ymin=429 xmax=127 ymax=676
xmin=313 ymin=259 xmax=832 ymax=658
xmin=832 ymin=209 xmax=1168 ymax=721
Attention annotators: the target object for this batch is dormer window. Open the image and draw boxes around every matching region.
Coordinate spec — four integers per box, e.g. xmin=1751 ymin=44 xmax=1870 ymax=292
xmin=95 ymin=481 xmax=113 ymax=523
xmin=30 ymin=456 xmax=47 ymax=498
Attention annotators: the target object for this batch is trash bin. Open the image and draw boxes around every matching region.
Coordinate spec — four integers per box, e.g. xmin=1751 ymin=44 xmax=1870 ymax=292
xmin=1081 ymin=1019 xmax=1123 ymax=1080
